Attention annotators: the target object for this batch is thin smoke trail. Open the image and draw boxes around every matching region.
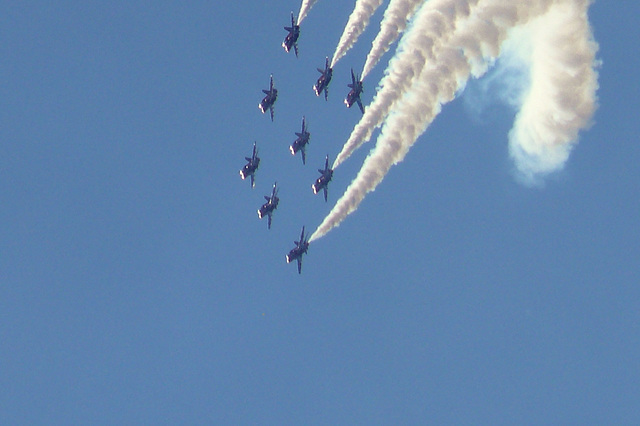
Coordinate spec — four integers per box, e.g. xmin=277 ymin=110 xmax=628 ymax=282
xmin=298 ymin=0 xmax=319 ymax=24
xmin=331 ymin=0 xmax=385 ymax=69
xmin=312 ymin=0 xmax=598 ymax=242
xmin=361 ymin=0 xmax=425 ymax=79
xmin=333 ymin=0 xmax=481 ymax=169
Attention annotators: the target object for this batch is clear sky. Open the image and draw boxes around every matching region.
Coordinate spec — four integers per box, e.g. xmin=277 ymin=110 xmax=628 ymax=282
xmin=1 ymin=1 xmax=639 ymax=424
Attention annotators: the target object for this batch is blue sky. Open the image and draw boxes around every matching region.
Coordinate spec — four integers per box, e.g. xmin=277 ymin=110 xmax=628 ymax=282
xmin=1 ymin=1 xmax=639 ymax=424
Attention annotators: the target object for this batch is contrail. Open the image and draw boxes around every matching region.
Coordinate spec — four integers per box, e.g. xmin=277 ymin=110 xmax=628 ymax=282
xmin=298 ymin=0 xmax=320 ymax=24
xmin=330 ymin=0 xmax=385 ymax=69
xmin=311 ymin=0 xmax=598 ymax=242
xmin=332 ymin=0 xmax=481 ymax=169
xmin=507 ymin=0 xmax=599 ymax=184
xmin=361 ymin=0 xmax=425 ymax=79
xmin=311 ymin=47 xmax=470 ymax=242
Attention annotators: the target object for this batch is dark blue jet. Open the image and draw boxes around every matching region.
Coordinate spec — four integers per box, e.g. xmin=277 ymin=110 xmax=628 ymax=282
xmin=259 ymin=74 xmax=278 ymax=121
xmin=313 ymin=57 xmax=333 ymax=101
xmin=257 ymin=182 xmax=279 ymax=229
xmin=282 ymin=12 xmax=300 ymax=57
xmin=312 ymin=155 xmax=333 ymax=202
xmin=290 ymin=116 xmax=310 ymax=165
xmin=286 ymin=226 xmax=310 ymax=274
xmin=239 ymin=142 xmax=260 ymax=188
xmin=344 ymin=68 xmax=364 ymax=114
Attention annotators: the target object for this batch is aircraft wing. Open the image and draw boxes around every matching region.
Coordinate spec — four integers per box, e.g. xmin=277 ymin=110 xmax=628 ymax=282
xmin=323 ymin=186 xmax=328 ymax=202
xmin=270 ymin=104 xmax=274 ymax=121
xmin=357 ymin=98 xmax=365 ymax=114
xmin=268 ymin=213 xmax=272 ymax=230
xmin=297 ymin=257 xmax=302 ymax=274
xmin=294 ymin=42 xmax=299 ymax=58
xmin=301 ymin=147 xmax=306 ymax=165
xmin=250 ymin=173 xmax=255 ymax=188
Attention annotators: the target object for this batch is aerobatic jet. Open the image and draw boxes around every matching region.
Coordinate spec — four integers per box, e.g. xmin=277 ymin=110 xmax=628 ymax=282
xmin=312 ymin=155 xmax=333 ymax=202
xmin=239 ymin=142 xmax=260 ymax=188
xmin=313 ymin=57 xmax=333 ymax=101
xmin=258 ymin=74 xmax=278 ymax=121
xmin=344 ymin=69 xmax=365 ymax=114
xmin=289 ymin=116 xmax=310 ymax=165
xmin=257 ymin=182 xmax=279 ymax=229
xmin=286 ymin=226 xmax=310 ymax=274
xmin=282 ymin=12 xmax=300 ymax=57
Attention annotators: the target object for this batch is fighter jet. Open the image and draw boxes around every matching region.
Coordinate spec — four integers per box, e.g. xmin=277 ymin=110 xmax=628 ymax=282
xmin=313 ymin=57 xmax=333 ymax=101
xmin=289 ymin=116 xmax=310 ymax=165
xmin=286 ymin=226 xmax=310 ymax=274
xmin=312 ymin=155 xmax=333 ymax=202
xmin=258 ymin=74 xmax=278 ymax=121
xmin=257 ymin=182 xmax=279 ymax=229
xmin=239 ymin=142 xmax=260 ymax=188
xmin=344 ymin=68 xmax=365 ymax=114
xmin=282 ymin=12 xmax=300 ymax=57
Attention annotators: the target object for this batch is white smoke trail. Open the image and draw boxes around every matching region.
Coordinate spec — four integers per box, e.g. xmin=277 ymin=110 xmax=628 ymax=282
xmin=361 ymin=0 xmax=424 ymax=79
xmin=333 ymin=0 xmax=481 ymax=169
xmin=311 ymin=50 xmax=469 ymax=242
xmin=507 ymin=0 xmax=599 ymax=184
xmin=298 ymin=0 xmax=320 ymax=24
xmin=331 ymin=0 xmax=385 ymax=69
xmin=312 ymin=0 xmax=598 ymax=242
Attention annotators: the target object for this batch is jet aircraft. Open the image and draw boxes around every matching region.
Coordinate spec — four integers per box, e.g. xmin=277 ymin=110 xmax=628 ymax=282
xmin=239 ymin=142 xmax=260 ymax=188
xmin=312 ymin=155 xmax=334 ymax=202
xmin=257 ymin=182 xmax=279 ymax=229
xmin=282 ymin=12 xmax=300 ymax=57
xmin=258 ymin=74 xmax=278 ymax=121
xmin=344 ymin=69 xmax=365 ymax=114
xmin=286 ymin=226 xmax=310 ymax=274
xmin=289 ymin=116 xmax=310 ymax=165
xmin=313 ymin=57 xmax=333 ymax=101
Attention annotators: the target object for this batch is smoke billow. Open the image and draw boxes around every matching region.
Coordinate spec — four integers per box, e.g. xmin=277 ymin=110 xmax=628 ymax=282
xmin=507 ymin=0 xmax=599 ymax=185
xmin=310 ymin=0 xmax=599 ymax=242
